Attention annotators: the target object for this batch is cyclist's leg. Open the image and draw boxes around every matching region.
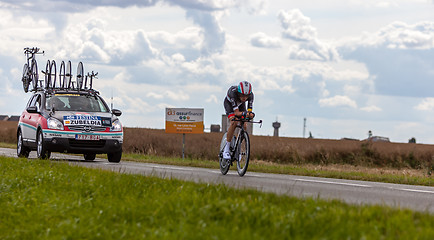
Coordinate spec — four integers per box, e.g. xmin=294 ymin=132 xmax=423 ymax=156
xmin=223 ymin=99 xmax=236 ymax=159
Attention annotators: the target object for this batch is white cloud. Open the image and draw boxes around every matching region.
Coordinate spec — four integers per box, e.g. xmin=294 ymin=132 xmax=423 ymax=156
xmin=278 ymin=9 xmax=317 ymax=42
xmin=278 ymin=9 xmax=339 ymax=61
xmin=206 ymin=94 xmax=218 ymax=103
xmin=361 ymin=105 xmax=382 ymax=112
xmin=168 ymin=0 xmax=267 ymax=14
xmin=345 ymin=21 xmax=434 ymax=50
xmin=147 ymin=92 xmax=164 ymax=99
xmin=165 ymin=90 xmax=190 ymax=101
xmin=348 ymin=0 xmax=399 ymax=9
xmin=415 ymin=97 xmax=434 ymax=111
xmin=288 ymin=40 xmax=339 ymax=62
xmin=250 ymin=32 xmax=281 ymax=48
xmin=319 ymin=95 xmax=357 ymax=108
xmin=186 ymin=10 xmax=226 ymax=55
xmin=53 ymin=18 xmax=160 ymax=65
xmin=1 ymin=0 xmax=268 ymax=16
xmin=143 ymin=90 xmax=190 ymax=101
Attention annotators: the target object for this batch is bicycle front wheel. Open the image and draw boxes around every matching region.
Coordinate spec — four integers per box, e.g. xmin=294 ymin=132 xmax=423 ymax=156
xmin=22 ymin=63 xmax=29 ymax=92
xmin=219 ymin=132 xmax=230 ymax=175
xmin=236 ymin=131 xmax=250 ymax=177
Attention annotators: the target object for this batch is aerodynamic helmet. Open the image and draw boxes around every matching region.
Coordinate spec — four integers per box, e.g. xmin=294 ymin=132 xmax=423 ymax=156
xmin=237 ymin=81 xmax=252 ymax=95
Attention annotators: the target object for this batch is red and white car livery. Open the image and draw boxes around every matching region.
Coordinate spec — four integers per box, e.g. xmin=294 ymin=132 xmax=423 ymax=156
xmin=17 ymin=89 xmax=123 ymax=162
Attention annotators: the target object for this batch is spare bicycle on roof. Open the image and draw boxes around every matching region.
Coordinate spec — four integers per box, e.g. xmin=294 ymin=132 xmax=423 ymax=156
xmin=21 ymin=47 xmax=98 ymax=93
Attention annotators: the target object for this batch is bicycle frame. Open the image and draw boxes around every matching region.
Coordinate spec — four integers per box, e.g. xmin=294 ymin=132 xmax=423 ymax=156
xmin=232 ymin=118 xmax=262 ymax=145
xmin=24 ymin=47 xmax=44 ymax=66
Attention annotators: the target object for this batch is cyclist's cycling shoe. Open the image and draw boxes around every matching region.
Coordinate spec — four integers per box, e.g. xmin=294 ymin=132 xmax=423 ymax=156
xmin=223 ymin=150 xmax=231 ymax=160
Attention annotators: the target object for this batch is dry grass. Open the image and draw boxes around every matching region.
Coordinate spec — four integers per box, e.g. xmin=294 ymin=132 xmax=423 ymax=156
xmin=122 ymin=128 xmax=434 ymax=171
xmin=1 ymin=123 xmax=433 ymax=173
xmin=0 ymin=121 xmax=18 ymax=144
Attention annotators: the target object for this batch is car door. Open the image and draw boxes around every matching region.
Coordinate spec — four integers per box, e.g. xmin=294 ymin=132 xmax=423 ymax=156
xmin=22 ymin=94 xmax=42 ymax=145
xmin=20 ymin=95 xmax=35 ymax=142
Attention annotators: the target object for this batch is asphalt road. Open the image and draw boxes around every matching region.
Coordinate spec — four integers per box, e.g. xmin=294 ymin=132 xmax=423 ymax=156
xmin=1 ymin=147 xmax=433 ymax=213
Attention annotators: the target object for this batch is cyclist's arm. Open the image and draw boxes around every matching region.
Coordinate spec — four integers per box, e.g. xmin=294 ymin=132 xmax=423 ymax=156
xmin=247 ymin=92 xmax=254 ymax=112
xmin=247 ymin=93 xmax=254 ymax=118
xmin=233 ymin=108 xmax=243 ymax=118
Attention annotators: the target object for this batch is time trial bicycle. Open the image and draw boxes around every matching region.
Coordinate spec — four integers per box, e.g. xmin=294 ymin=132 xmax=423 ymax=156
xmin=218 ymin=117 xmax=262 ymax=176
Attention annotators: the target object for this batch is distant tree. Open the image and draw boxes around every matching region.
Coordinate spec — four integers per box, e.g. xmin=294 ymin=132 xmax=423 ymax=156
xmin=408 ymin=137 xmax=416 ymax=143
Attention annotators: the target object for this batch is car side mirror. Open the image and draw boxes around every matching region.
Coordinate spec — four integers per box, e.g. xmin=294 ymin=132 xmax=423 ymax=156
xmin=26 ymin=106 xmax=38 ymax=113
xmin=111 ymin=109 xmax=122 ymax=116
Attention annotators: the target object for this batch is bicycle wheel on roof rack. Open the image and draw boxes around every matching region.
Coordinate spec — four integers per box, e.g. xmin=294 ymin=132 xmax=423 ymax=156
xmin=66 ymin=60 xmax=72 ymax=88
xmin=31 ymin=59 xmax=38 ymax=90
xmin=50 ymin=60 xmax=56 ymax=88
xmin=22 ymin=63 xmax=29 ymax=93
xmin=59 ymin=61 xmax=65 ymax=88
xmin=44 ymin=60 xmax=51 ymax=89
xmin=76 ymin=62 xmax=84 ymax=90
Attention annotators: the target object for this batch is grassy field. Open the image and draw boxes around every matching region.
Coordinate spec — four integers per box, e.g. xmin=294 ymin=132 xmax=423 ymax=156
xmin=1 ymin=156 xmax=433 ymax=239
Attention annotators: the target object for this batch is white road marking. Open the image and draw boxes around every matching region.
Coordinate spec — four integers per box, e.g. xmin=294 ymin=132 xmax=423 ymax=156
xmin=294 ymin=178 xmax=372 ymax=188
xmin=396 ymin=188 xmax=434 ymax=194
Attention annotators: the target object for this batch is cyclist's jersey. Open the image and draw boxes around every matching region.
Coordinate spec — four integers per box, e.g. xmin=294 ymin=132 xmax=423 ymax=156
xmin=224 ymin=86 xmax=254 ymax=118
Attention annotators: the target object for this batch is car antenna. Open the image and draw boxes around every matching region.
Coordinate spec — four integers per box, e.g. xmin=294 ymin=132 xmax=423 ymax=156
xmin=111 ymin=88 xmax=113 ymax=110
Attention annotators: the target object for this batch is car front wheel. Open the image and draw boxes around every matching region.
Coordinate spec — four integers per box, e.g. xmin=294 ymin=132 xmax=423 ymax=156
xmin=37 ymin=130 xmax=50 ymax=159
xmin=107 ymin=150 xmax=122 ymax=163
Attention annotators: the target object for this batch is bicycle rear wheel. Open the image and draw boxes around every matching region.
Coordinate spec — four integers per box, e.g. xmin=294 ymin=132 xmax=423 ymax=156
xmin=76 ymin=61 xmax=84 ymax=89
xmin=59 ymin=61 xmax=65 ymax=88
xmin=236 ymin=131 xmax=250 ymax=177
xmin=30 ymin=59 xmax=38 ymax=90
xmin=45 ymin=60 xmax=51 ymax=88
xmin=50 ymin=60 xmax=56 ymax=88
xmin=66 ymin=60 xmax=72 ymax=88
xmin=219 ymin=132 xmax=230 ymax=175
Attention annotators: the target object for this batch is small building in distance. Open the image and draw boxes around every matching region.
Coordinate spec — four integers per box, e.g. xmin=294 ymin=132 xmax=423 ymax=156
xmin=210 ymin=124 xmax=220 ymax=133
xmin=7 ymin=115 xmax=20 ymax=121
xmin=365 ymin=136 xmax=390 ymax=142
xmin=1 ymin=115 xmax=20 ymax=121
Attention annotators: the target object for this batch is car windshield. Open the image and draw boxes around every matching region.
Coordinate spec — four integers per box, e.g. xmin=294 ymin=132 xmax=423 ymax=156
xmin=46 ymin=94 xmax=110 ymax=112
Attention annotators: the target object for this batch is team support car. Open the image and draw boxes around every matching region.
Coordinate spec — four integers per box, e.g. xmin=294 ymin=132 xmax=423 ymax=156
xmin=17 ymin=88 xmax=123 ymax=162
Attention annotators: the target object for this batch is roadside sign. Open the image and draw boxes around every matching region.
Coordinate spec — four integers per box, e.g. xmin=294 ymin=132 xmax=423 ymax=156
xmin=165 ymin=108 xmax=204 ymax=134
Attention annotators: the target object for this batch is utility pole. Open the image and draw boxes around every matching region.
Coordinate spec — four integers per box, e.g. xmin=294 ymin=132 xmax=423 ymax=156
xmin=303 ymin=117 xmax=306 ymax=138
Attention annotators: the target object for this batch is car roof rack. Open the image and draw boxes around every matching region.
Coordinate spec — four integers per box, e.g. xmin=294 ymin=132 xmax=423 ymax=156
xmin=21 ymin=47 xmax=100 ymax=95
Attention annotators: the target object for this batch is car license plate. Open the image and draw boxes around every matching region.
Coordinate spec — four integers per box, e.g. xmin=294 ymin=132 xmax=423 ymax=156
xmin=75 ymin=134 xmax=100 ymax=141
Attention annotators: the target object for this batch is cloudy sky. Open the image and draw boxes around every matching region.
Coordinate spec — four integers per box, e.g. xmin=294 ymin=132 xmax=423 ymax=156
xmin=2 ymin=0 xmax=434 ymax=143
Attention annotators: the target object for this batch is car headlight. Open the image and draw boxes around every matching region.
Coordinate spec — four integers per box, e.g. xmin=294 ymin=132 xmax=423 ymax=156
xmin=47 ymin=117 xmax=64 ymax=130
xmin=111 ymin=119 xmax=122 ymax=132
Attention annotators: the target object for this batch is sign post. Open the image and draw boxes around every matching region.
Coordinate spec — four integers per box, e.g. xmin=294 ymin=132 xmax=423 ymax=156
xmin=165 ymin=108 xmax=204 ymax=159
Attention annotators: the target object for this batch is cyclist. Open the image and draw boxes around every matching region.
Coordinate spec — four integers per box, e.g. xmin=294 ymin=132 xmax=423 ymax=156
xmin=223 ymin=81 xmax=255 ymax=160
